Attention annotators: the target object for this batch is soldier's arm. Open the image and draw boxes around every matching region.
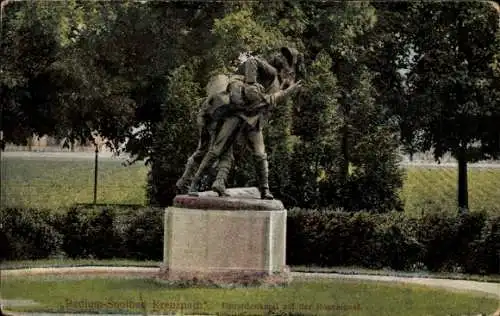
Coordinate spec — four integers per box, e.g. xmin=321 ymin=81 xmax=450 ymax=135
xmin=243 ymin=57 xmax=278 ymax=84
xmin=253 ymin=56 xmax=278 ymax=78
xmin=245 ymin=80 xmax=301 ymax=113
xmin=261 ymin=80 xmax=303 ymax=108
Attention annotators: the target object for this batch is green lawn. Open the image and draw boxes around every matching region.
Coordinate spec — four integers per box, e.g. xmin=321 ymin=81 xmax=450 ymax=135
xmin=1 ymin=156 xmax=500 ymax=215
xmin=1 ymin=276 xmax=497 ymax=315
xmin=0 ymin=157 xmax=148 ymax=208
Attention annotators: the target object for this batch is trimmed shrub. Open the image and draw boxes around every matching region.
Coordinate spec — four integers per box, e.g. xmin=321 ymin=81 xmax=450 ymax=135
xmin=455 ymin=211 xmax=488 ymax=273
xmin=343 ymin=212 xmax=381 ymax=267
xmin=287 ymin=208 xmax=325 ymax=266
xmin=414 ymin=212 xmax=458 ymax=271
xmin=88 ymin=207 xmax=125 ymax=259
xmin=55 ymin=207 xmax=124 ymax=259
xmin=53 ymin=205 xmax=162 ymax=260
xmin=0 ymin=208 xmax=62 ymax=260
xmin=124 ymin=207 xmax=164 ymax=260
xmin=287 ymin=208 xmax=497 ymax=273
xmin=416 ymin=211 xmax=487 ymax=272
xmin=317 ymin=210 xmax=351 ymax=266
xmin=466 ymin=215 xmax=500 ymax=274
xmin=375 ymin=213 xmax=424 ymax=270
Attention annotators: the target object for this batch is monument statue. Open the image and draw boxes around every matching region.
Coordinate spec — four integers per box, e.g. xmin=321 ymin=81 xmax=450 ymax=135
xmin=165 ymin=48 xmax=303 ymax=284
xmin=176 ymin=47 xmax=304 ymax=199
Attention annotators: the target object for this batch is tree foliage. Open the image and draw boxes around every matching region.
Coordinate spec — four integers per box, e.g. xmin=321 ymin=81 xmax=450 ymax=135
xmin=404 ymin=2 xmax=500 ymax=210
xmin=2 ymin=1 xmax=498 ymax=211
xmin=147 ymin=61 xmax=202 ymax=206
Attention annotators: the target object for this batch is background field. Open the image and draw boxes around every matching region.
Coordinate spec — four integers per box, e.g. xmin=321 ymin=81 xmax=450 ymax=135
xmin=1 ymin=155 xmax=499 ymax=215
xmin=402 ymin=167 xmax=500 ymax=216
xmin=0 ymin=155 xmax=148 ymax=208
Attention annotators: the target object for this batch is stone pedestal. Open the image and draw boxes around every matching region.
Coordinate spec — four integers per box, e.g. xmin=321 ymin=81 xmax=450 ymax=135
xmin=160 ymin=187 xmax=289 ymax=284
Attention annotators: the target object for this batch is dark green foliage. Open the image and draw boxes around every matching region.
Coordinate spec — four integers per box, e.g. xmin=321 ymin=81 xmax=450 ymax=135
xmin=466 ymin=215 xmax=500 ymax=274
xmin=335 ymin=165 xmax=404 ymax=213
xmin=286 ymin=208 xmax=339 ymax=266
xmin=287 ymin=209 xmax=419 ymax=269
xmin=287 ymin=208 xmax=498 ymax=273
xmin=146 ymin=63 xmax=201 ymax=206
xmin=454 ymin=212 xmax=488 ymax=271
xmin=344 ymin=212 xmax=381 ymax=267
xmin=58 ymin=206 xmax=164 ymax=260
xmin=376 ymin=214 xmax=423 ymax=271
xmin=54 ymin=208 xmax=92 ymax=259
xmin=124 ymin=208 xmax=164 ymax=260
xmin=415 ymin=213 xmax=460 ymax=272
xmin=0 ymin=208 xmax=62 ymax=260
xmin=55 ymin=207 xmax=124 ymax=259
xmin=416 ymin=212 xmax=486 ymax=272
xmin=88 ymin=208 xmax=124 ymax=259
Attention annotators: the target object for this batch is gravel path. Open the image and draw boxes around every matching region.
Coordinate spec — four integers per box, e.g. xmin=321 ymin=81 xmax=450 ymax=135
xmin=2 ymin=266 xmax=499 ymax=297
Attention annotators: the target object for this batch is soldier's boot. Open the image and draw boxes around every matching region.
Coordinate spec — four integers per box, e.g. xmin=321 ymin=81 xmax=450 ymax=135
xmin=211 ymin=153 xmax=233 ymax=197
xmin=211 ymin=166 xmax=231 ymax=197
xmin=188 ymin=152 xmax=217 ymax=196
xmin=176 ymin=157 xmax=198 ymax=194
xmin=255 ymin=154 xmax=274 ymax=200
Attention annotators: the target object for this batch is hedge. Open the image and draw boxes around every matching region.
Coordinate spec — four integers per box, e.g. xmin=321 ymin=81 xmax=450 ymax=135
xmin=286 ymin=209 xmax=499 ymax=274
xmin=0 ymin=206 xmax=164 ymax=261
xmin=0 ymin=208 xmax=62 ymax=260
xmin=0 ymin=206 xmax=498 ymax=274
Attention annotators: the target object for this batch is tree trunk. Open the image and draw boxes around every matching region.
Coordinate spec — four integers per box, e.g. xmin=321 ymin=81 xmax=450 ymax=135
xmin=94 ymin=144 xmax=99 ymax=205
xmin=457 ymin=148 xmax=469 ymax=213
xmin=27 ymin=136 xmax=32 ymax=152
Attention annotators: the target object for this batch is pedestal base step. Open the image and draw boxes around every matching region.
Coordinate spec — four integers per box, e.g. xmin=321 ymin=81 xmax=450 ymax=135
xmin=158 ymin=266 xmax=291 ymax=286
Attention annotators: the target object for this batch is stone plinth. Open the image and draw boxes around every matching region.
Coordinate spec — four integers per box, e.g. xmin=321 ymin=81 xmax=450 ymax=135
xmin=160 ymin=187 xmax=288 ymax=284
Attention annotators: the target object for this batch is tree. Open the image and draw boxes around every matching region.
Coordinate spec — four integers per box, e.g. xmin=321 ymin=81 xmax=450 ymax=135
xmin=288 ymin=1 xmax=404 ymax=212
xmin=0 ymin=0 xmax=137 ymax=149
xmin=147 ymin=62 xmax=202 ymax=206
xmin=405 ymin=1 xmax=500 ymax=212
xmin=363 ymin=2 xmax=414 ymax=158
xmin=1 ymin=0 xmax=67 ymax=145
xmin=288 ymin=50 xmax=340 ymax=208
xmin=145 ymin=2 xmax=229 ymax=205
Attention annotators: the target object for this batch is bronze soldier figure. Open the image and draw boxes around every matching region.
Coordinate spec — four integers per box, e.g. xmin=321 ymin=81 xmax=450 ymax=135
xmin=187 ymin=56 xmax=302 ymax=199
xmin=176 ymin=47 xmax=304 ymax=198
xmin=175 ymin=74 xmax=237 ymax=194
